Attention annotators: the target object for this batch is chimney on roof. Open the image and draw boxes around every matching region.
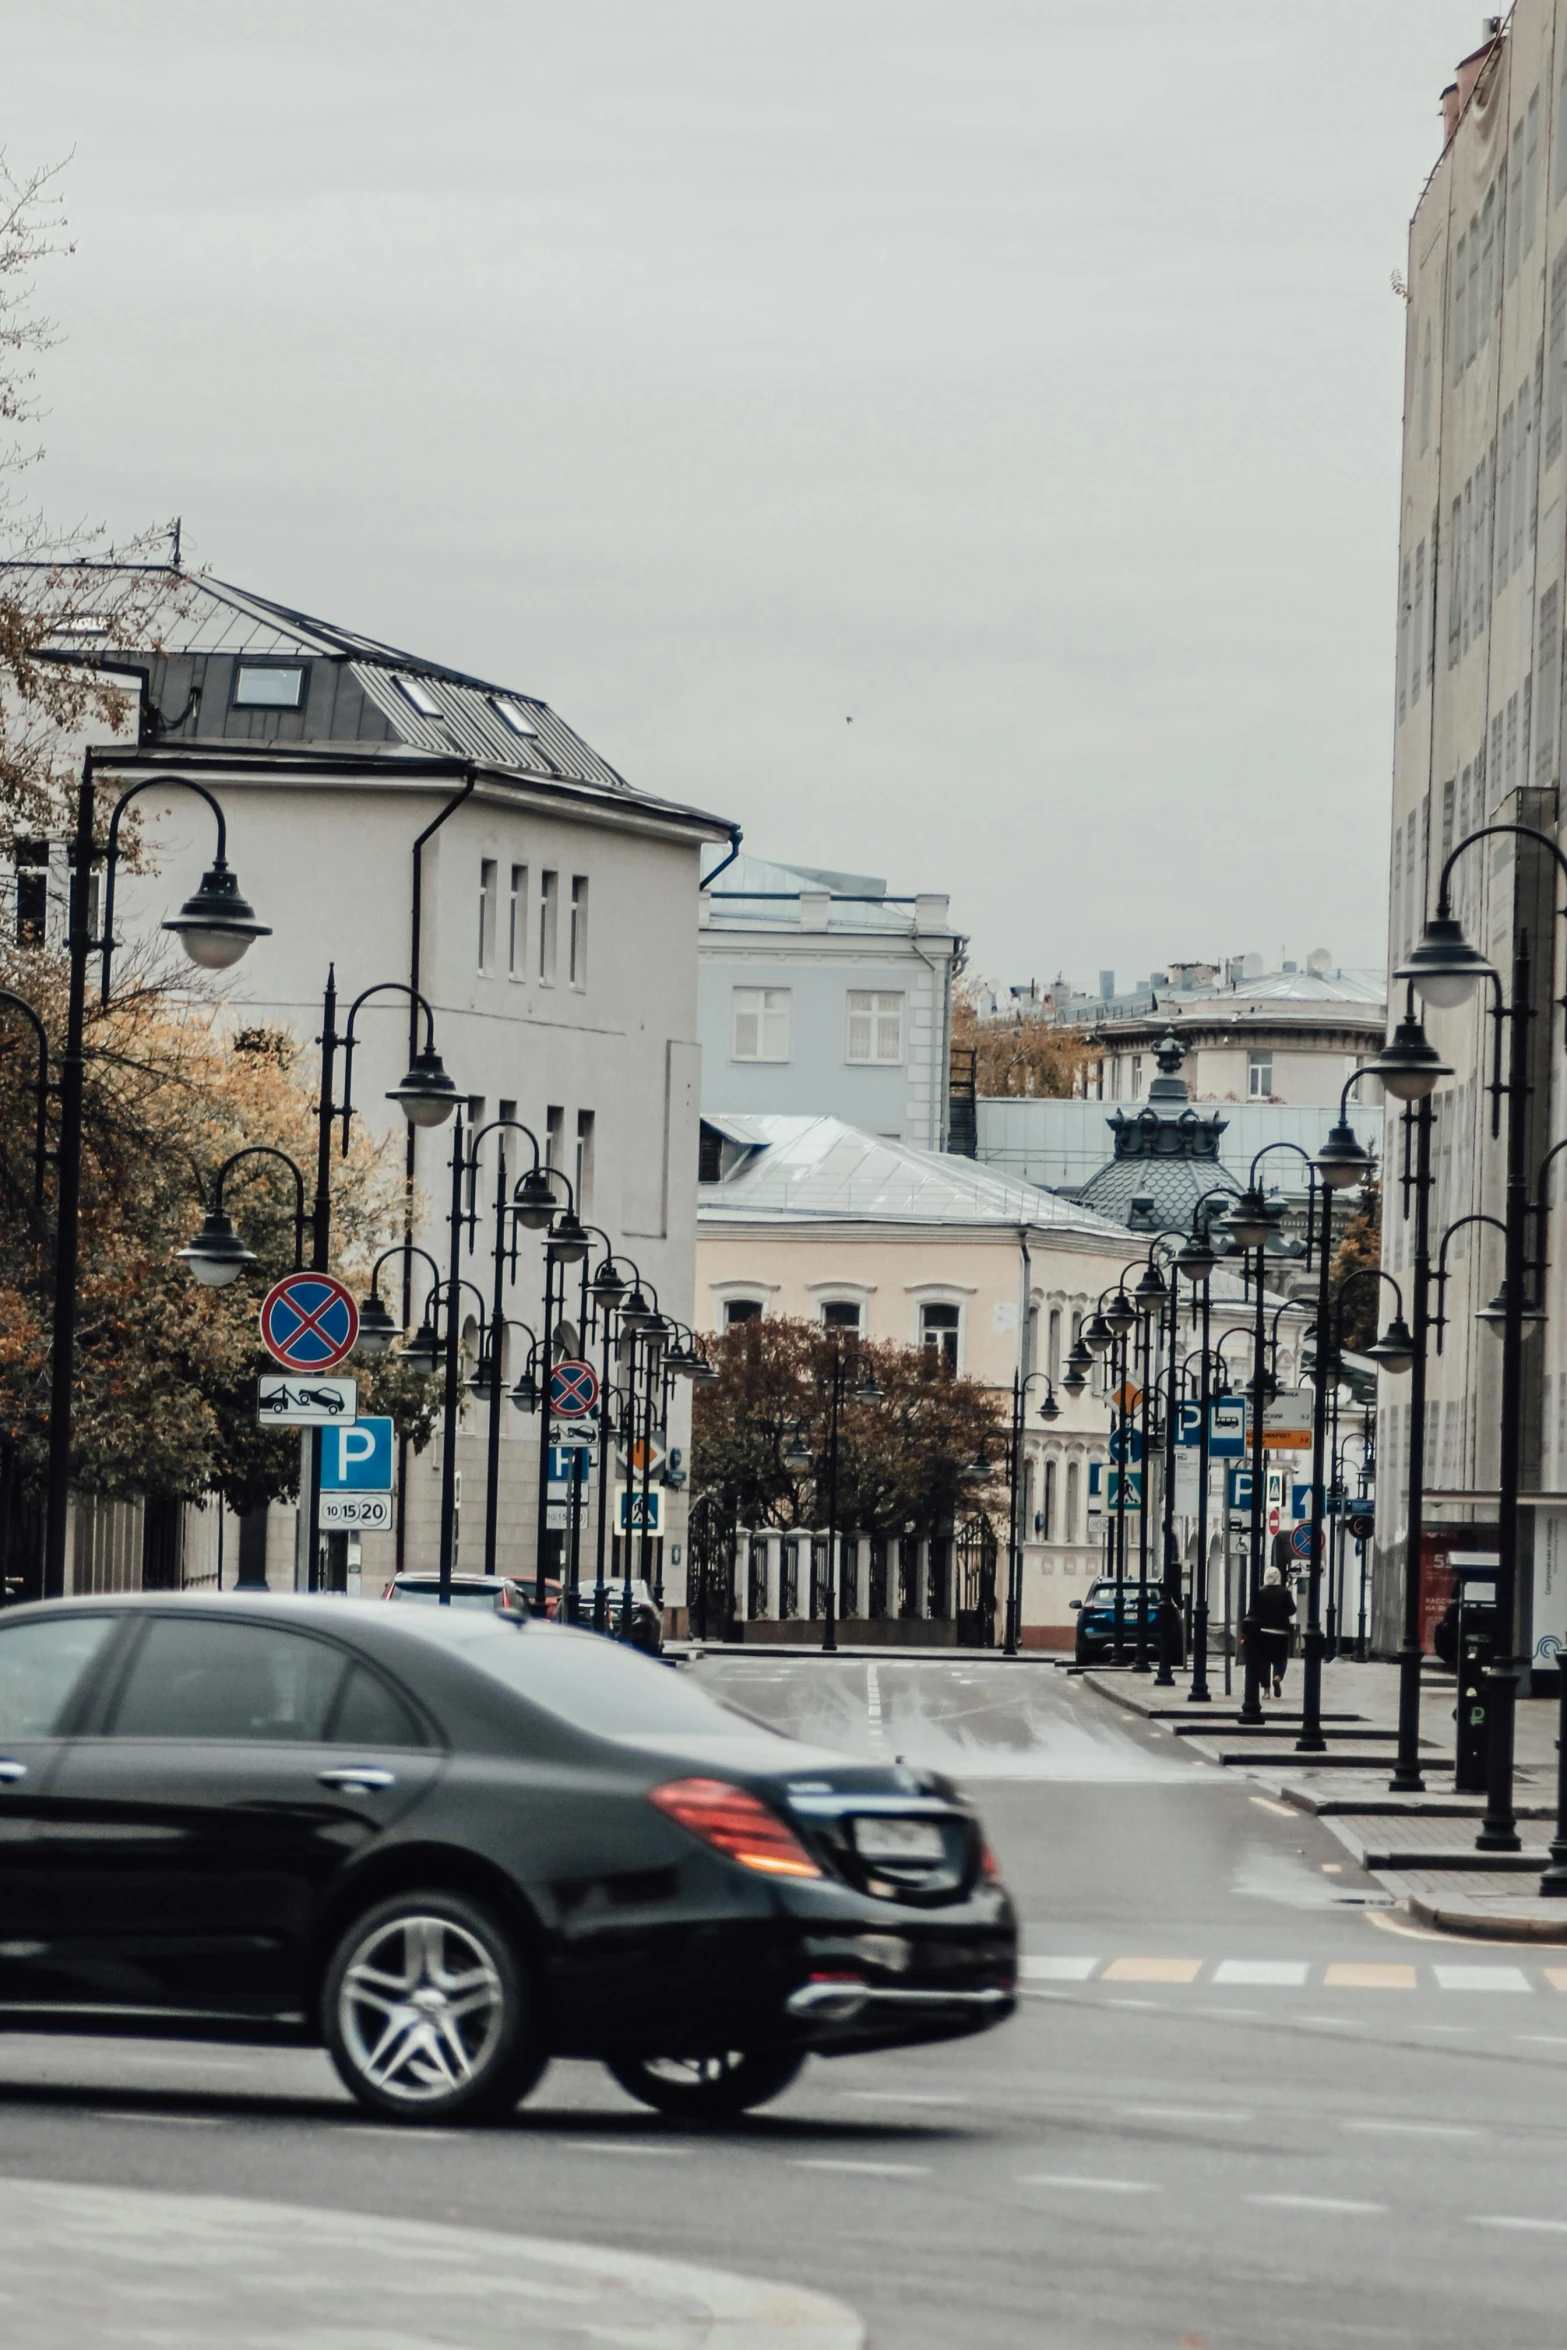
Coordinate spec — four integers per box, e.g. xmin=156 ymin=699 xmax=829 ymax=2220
xmin=1443 ymin=20 xmax=1504 ymax=150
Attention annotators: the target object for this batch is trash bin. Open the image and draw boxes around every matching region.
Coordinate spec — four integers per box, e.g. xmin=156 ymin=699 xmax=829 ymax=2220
xmin=1451 ymin=1565 xmax=1499 ymax=1794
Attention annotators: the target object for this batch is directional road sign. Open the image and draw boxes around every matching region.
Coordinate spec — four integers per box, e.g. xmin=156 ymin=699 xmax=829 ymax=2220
xmin=320 ymin=1493 xmax=394 ymax=1532
xmin=319 ymin=1417 xmax=393 ymax=1492
xmin=1108 ymin=1426 xmax=1143 ymax=1466
xmin=260 ymin=1273 xmax=359 ymax=1372
xmin=1262 ymin=1391 xmax=1313 ymax=1452
xmin=550 ymin=1359 xmax=599 ymax=1419
xmin=256 ymin=1376 xmax=358 ymax=1426
xmin=1177 ymin=1399 xmax=1248 ymax=1455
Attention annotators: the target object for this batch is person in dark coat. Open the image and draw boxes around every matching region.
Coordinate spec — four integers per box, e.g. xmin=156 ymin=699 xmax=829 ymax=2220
xmin=1255 ymin=1565 xmax=1297 ymax=1700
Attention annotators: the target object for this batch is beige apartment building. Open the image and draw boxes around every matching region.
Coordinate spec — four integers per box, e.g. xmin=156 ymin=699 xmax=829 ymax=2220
xmin=697 ymin=1114 xmax=1307 ymax=1647
xmin=1386 ymin=12 xmax=1567 ymax=1670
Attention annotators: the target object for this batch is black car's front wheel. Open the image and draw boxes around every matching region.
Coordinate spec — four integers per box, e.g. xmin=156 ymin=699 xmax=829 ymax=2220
xmin=606 ymin=2049 xmax=805 ymax=2120
xmin=324 ymin=1889 xmax=546 ymax=2124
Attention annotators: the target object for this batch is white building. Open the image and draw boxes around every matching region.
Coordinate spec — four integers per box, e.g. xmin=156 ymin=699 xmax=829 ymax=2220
xmin=28 ymin=563 xmax=733 ymax=1603
xmin=697 ymin=853 xmax=963 ymax=1151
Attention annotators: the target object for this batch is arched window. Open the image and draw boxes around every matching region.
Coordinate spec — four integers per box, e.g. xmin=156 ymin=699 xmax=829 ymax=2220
xmin=1048 ymin=1309 xmax=1062 ymax=1382
xmin=1065 ymin=1460 xmax=1080 ymax=1544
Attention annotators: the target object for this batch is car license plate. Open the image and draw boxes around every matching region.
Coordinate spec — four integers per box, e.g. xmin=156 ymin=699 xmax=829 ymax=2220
xmin=851 ymin=1816 xmax=947 ymax=1863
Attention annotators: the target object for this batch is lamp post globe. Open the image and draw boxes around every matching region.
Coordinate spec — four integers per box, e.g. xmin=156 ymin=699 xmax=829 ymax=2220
xmin=354 ymin=1292 xmax=400 ymax=1356
xmin=1176 ymin=1233 xmax=1218 ymax=1284
xmin=509 ymin=1368 xmax=538 ymax=1414
xmin=1362 ymin=1014 xmax=1454 ymax=1103
xmin=1366 ymin=1315 xmax=1416 ymax=1375
xmin=1105 ymin=1290 xmax=1138 ymax=1338
xmin=162 ymin=863 xmax=270 ymax=972
xmin=1224 ymin=1189 xmax=1276 ymax=1249
xmin=1396 ymin=912 xmax=1495 ymax=1011
xmin=402 ymin=1322 xmax=441 ymax=1378
xmin=547 ymin=1209 xmax=589 ymax=1264
xmin=1083 ymin=1310 xmax=1114 ymax=1355
xmin=176 ymin=1209 xmax=257 ymax=1289
xmin=386 ymin=1046 xmax=459 ymax=1129
xmin=1316 ymin=1121 xmax=1373 ymax=1192
xmin=1038 ymin=1392 xmax=1061 ymax=1422
xmin=512 ymin=1167 xmax=557 ymax=1230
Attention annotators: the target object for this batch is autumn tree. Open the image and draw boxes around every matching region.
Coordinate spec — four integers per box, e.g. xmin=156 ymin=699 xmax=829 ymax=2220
xmin=950 ymin=978 xmax=1099 ymax=1099
xmin=692 ymin=1316 xmax=1008 ymax=1533
xmin=0 ymin=945 xmax=438 ymax=1536
xmin=1330 ymin=1178 xmax=1383 ymax=1354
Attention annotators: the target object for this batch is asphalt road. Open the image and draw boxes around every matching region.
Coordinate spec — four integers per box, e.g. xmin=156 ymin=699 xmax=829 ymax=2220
xmin=4 ymin=1655 xmax=1567 ymax=2349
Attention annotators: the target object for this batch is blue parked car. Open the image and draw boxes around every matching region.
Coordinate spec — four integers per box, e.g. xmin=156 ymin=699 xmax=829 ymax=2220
xmin=1071 ymin=1577 xmax=1177 ymax=1665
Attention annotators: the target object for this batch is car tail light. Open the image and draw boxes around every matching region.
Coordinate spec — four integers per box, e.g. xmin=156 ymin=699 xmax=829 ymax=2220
xmin=980 ymin=1839 xmax=1004 ymax=1884
xmin=649 ymin=1777 xmax=823 ymax=1879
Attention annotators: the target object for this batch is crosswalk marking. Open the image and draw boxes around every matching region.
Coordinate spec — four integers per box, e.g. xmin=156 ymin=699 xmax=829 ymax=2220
xmin=1321 ymin=1964 xmax=1418 ymax=1989
xmin=1212 ymin=1960 xmax=1309 ymax=1987
xmin=1102 ymin=1957 xmax=1203 ymax=1983
xmin=1020 ymin=1956 xmax=1563 ymax=1992
xmin=1433 ymin=1965 xmax=1531 ymax=1993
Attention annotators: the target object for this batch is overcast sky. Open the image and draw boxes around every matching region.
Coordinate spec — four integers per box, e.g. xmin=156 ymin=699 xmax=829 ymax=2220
xmin=10 ymin=2 xmax=1483 ymax=991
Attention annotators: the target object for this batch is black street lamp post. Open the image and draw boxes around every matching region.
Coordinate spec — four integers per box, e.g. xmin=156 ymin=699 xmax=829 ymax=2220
xmin=51 ymin=762 xmax=270 ymax=1596
xmin=1398 ymin=823 xmax=1565 ymax=1851
xmin=1003 ymin=1365 xmax=1060 ymax=1657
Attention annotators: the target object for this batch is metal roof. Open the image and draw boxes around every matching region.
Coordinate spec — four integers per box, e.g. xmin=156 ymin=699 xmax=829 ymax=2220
xmin=8 ymin=562 xmax=630 ymax=796
xmin=698 ymin=1113 xmax=1129 ymax=1238
xmin=701 ymin=852 xmax=948 ymax=934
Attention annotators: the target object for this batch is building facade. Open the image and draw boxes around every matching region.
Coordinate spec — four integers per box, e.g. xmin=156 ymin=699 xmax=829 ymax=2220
xmin=1385 ymin=12 xmax=1567 ymax=1672
xmin=697 ymin=854 xmax=963 ymax=1151
xmin=20 ymin=564 xmax=731 ymax=1605
xmin=1086 ymin=967 xmax=1386 ymax=1107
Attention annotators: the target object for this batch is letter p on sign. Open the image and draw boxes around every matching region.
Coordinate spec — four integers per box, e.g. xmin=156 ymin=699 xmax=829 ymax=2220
xmin=320 ymin=1416 xmax=393 ymax=1493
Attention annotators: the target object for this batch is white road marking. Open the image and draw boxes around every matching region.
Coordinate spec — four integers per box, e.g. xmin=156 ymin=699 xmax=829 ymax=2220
xmin=1435 ymin=1965 xmax=1532 ymax=1993
xmin=570 ymin=2141 xmax=692 ymax=2158
xmin=1249 ymin=1796 xmax=1296 ymax=1817
xmin=1194 ymin=2006 xmax=1265 ymax=2021
xmin=1245 ymin=2194 xmax=1387 ymax=2214
xmin=1103 ymin=1997 xmax=1165 ymax=2010
xmin=793 ymin=2158 xmax=930 ymax=2177
xmin=1513 ymin=2034 xmax=1567 ymax=2047
xmin=1020 ymin=1956 xmax=1099 ymax=1980
xmin=1019 ymin=1987 xmax=1073 ymax=2002
xmin=1471 ymin=2215 xmax=1567 ymax=2233
xmin=84 ymin=2111 xmax=223 ymax=2127
xmin=1212 ymin=1960 xmax=1309 ymax=1986
xmin=865 ymin=1665 xmax=884 ymax=1749
xmin=1018 ymin=2174 xmax=1159 ymax=2193
xmin=1341 ymin=2120 xmax=1480 ymax=2139
xmin=1120 ymin=2106 xmax=1252 ymax=2124
xmin=1295 ymin=2015 xmax=1366 ymax=2028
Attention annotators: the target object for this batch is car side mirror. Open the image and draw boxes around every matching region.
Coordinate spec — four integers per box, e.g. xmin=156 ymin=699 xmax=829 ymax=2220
xmin=1069 ymin=1598 xmax=1082 ymax=1610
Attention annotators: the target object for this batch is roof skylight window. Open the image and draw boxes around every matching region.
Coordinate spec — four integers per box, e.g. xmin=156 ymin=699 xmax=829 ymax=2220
xmin=396 ymin=675 xmax=444 ymax=719
xmin=234 ymin=663 xmax=306 ymax=709
xmin=493 ymin=698 xmax=539 ymax=739
xmin=55 ymin=617 xmax=108 ymax=638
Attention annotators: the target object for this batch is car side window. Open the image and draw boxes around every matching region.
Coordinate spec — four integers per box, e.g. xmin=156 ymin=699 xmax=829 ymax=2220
xmin=107 ymin=1618 xmax=346 ymax=1742
xmin=0 ymin=1614 xmax=116 ymax=1740
xmin=330 ymin=1664 xmax=425 ymax=1749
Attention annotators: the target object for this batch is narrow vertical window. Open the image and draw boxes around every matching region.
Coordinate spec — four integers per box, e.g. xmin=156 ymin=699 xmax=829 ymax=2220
xmin=575 ymin=1109 xmax=595 ymax=1218
xmin=13 ymin=840 xmax=48 ymax=946
xmin=1479 ymin=182 xmax=1495 ymax=344
xmin=1447 ymin=495 xmax=1463 ymax=666
xmin=508 ymin=864 xmax=526 ymax=977
xmin=1496 ymin=407 xmax=1514 ymax=594
xmin=1065 ymin=1461 xmax=1080 ymax=1546
xmin=1452 ymin=232 xmax=1468 ymax=383
xmin=545 ymin=1104 xmax=564 ymax=1170
xmin=1047 ymin=1308 xmax=1062 ymax=1383
xmin=1508 ymin=116 xmax=1524 ymax=280
xmin=538 ymin=871 xmax=558 ymax=984
xmin=1466 ymin=214 xmax=1480 ymax=365
xmin=1420 ymin=319 xmax=1433 ymax=449
xmin=1536 ymin=584 xmax=1560 ymax=784
xmin=1042 ymin=1459 xmax=1057 ymax=1543
xmin=1441 ymin=778 xmax=1455 ymax=861
xmin=1398 ymin=558 xmax=1410 ymax=724
xmin=1411 ymin=540 xmax=1425 ymax=706
xmin=1544 ymin=254 xmax=1567 ymax=470
xmin=568 ymin=875 xmax=588 ymax=989
xmin=478 ymin=859 xmax=496 ymax=972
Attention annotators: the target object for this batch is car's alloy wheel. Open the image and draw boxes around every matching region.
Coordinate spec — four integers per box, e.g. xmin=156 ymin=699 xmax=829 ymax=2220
xmin=606 ymin=2048 xmax=805 ymax=2120
xmin=324 ymin=1890 xmax=544 ymax=2123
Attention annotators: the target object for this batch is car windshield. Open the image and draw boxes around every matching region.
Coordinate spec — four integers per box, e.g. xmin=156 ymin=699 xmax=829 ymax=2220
xmin=420 ymin=1616 xmax=778 ymax=1741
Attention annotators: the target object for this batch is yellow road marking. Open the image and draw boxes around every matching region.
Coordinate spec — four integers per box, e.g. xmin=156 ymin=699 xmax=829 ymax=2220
xmin=1323 ymin=1963 xmax=1418 ymax=1989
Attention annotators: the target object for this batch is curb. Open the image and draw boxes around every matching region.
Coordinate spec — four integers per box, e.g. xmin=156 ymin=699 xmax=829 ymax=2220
xmin=1405 ymin=1893 xmax=1567 ymax=1945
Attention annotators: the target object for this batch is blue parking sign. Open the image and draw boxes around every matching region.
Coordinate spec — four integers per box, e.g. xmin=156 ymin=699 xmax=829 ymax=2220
xmin=318 ymin=1416 xmax=393 ymax=1492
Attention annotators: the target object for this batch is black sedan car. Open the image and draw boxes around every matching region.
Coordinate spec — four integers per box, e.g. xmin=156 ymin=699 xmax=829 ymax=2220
xmin=0 ymin=1595 xmax=1015 ymax=2126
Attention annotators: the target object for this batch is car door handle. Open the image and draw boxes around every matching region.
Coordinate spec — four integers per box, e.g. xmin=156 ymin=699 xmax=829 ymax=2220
xmin=0 ymin=1760 xmax=27 ymax=1784
xmin=317 ymin=1765 xmax=396 ymax=1793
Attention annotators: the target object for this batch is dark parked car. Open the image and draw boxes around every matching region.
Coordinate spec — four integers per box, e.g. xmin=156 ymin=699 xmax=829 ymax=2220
xmin=1071 ymin=1576 xmax=1177 ymax=1665
xmin=0 ymin=1596 xmax=1015 ymax=2125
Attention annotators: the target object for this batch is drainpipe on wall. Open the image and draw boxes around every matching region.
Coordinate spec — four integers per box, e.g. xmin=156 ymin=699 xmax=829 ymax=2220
xmin=396 ymin=765 xmax=477 ymax=1573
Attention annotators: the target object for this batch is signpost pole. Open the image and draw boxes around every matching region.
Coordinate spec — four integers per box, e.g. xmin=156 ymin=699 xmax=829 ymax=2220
xmin=1240 ymin=1242 xmax=1267 ymax=1723
xmin=1391 ymin=1097 xmax=1433 ymax=1791
xmin=483 ymin=1135 xmax=508 ymax=1580
xmin=1133 ymin=1317 xmax=1152 ymax=1673
xmin=533 ymin=1235 xmax=557 ymax=1617
xmin=437 ymin=1110 xmax=465 ymax=1606
xmin=1189 ymin=1276 xmax=1213 ymax=1703
xmin=306 ymin=964 xmax=338 ymax=1595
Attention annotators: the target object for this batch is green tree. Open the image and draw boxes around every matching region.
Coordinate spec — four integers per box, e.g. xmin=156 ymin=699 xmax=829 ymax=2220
xmin=692 ymin=1316 xmax=1008 ymax=1533
xmin=1330 ymin=1179 xmax=1383 ymax=1355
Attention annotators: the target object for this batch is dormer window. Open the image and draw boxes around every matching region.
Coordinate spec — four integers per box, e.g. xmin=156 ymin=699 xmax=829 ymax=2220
xmin=234 ymin=663 xmax=305 ymax=709
xmin=396 ymin=675 xmax=443 ymax=718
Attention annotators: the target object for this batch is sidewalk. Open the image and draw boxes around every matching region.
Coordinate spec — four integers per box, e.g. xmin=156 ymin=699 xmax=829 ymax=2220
xmin=1082 ymin=1657 xmax=1567 ymax=1943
